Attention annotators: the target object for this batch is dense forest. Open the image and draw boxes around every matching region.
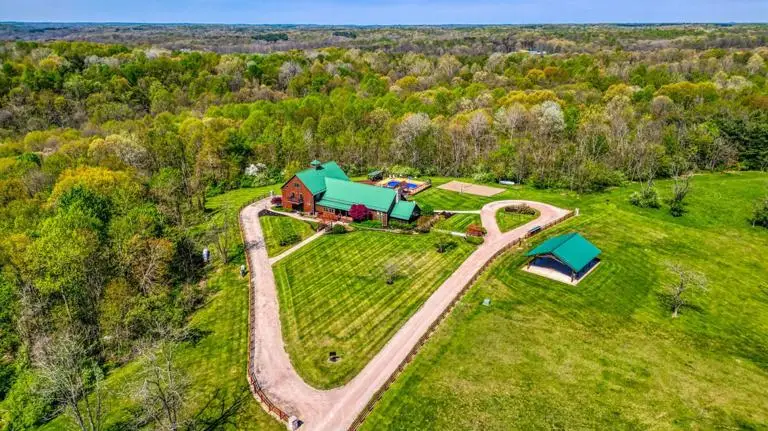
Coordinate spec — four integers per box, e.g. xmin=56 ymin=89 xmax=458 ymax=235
xmin=2 ymin=23 xmax=768 ymax=53
xmin=0 ymin=24 xmax=767 ymax=429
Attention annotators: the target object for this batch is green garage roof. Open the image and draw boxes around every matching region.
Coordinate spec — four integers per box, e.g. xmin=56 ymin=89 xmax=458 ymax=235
xmin=293 ymin=161 xmax=350 ymax=195
xmin=317 ymin=177 xmax=397 ymax=213
xmin=525 ymin=232 xmax=601 ymax=273
xmin=390 ymin=200 xmax=418 ymax=221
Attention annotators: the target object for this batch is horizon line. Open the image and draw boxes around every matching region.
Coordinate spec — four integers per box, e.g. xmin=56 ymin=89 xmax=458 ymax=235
xmin=1 ymin=21 xmax=765 ymax=27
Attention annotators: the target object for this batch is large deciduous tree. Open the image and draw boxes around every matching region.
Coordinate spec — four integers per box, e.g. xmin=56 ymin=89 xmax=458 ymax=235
xmin=37 ymin=331 xmax=107 ymax=431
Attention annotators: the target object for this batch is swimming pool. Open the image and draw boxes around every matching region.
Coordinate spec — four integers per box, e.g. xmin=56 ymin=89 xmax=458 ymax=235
xmin=376 ymin=177 xmax=430 ymax=194
xmin=386 ymin=180 xmax=418 ymax=189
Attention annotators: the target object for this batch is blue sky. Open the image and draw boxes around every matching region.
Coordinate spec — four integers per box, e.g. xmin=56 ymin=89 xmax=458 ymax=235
xmin=1 ymin=0 xmax=766 ymax=24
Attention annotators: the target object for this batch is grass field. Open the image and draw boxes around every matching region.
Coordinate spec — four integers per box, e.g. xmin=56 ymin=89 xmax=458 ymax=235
xmin=40 ymin=264 xmax=283 ymax=431
xmin=363 ymin=172 xmax=768 ymax=430
xmin=39 ymin=185 xmax=284 ymax=431
xmin=413 ymin=177 xmax=581 ymax=211
xmin=495 ymin=208 xmax=539 ymax=232
xmin=192 ymin=184 xmax=281 ymax=240
xmin=434 ymin=213 xmax=481 ymax=233
xmin=273 ymin=230 xmax=477 ymax=388
xmin=260 ymin=214 xmax=317 ymax=257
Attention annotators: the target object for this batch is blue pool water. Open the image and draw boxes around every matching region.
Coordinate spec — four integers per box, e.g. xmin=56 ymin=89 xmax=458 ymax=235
xmin=386 ymin=181 xmax=418 ymax=189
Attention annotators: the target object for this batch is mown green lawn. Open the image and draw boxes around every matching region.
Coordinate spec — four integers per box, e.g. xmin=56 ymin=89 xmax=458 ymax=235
xmin=260 ymin=215 xmax=317 ymax=257
xmin=190 ymin=184 xmax=280 ymax=240
xmin=414 ymin=177 xmax=581 ymax=211
xmin=495 ymin=208 xmax=538 ymax=232
xmin=434 ymin=213 xmax=481 ymax=233
xmin=206 ymin=184 xmax=281 ymax=212
xmin=39 ymin=185 xmax=284 ymax=431
xmin=273 ymin=230 xmax=477 ymax=388
xmin=363 ymin=172 xmax=768 ymax=430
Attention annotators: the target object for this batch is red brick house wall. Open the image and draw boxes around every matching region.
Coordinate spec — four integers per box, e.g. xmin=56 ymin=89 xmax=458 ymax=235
xmin=315 ymin=205 xmax=390 ymax=226
xmin=281 ymin=176 xmax=315 ymax=213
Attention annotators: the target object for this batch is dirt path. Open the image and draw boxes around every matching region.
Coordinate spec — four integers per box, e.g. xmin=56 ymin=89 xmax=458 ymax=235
xmin=240 ymin=199 xmax=571 ymax=430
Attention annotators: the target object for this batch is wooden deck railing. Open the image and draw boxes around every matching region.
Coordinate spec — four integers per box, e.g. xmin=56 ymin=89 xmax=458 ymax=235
xmin=346 ymin=210 xmax=574 ymax=430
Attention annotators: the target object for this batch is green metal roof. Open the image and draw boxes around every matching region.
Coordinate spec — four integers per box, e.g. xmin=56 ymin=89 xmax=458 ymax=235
xmin=525 ymin=232 xmax=601 ymax=273
xmin=390 ymin=200 xmax=418 ymax=221
xmin=294 ymin=161 xmax=350 ymax=195
xmin=317 ymin=177 xmax=396 ymax=213
xmin=314 ymin=197 xmax=352 ymax=212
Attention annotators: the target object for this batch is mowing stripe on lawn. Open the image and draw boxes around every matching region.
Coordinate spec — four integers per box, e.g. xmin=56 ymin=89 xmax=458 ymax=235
xmin=273 ymin=229 xmax=476 ymax=389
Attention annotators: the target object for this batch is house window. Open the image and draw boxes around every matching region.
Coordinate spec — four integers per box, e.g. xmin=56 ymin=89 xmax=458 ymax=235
xmin=290 ymin=192 xmax=296 ymax=200
xmin=294 ymin=183 xmax=300 ymax=188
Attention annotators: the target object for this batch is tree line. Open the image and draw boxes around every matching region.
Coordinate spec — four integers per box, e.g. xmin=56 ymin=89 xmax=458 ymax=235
xmin=0 ymin=35 xmax=767 ymax=428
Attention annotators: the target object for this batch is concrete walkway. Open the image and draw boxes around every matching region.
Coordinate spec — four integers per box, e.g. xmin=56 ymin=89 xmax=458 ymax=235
xmin=269 ymin=230 xmax=326 ymax=265
xmin=433 ymin=228 xmax=468 ymax=238
xmin=267 ymin=208 xmax=319 ymax=224
xmin=240 ymin=199 xmax=571 ymax=430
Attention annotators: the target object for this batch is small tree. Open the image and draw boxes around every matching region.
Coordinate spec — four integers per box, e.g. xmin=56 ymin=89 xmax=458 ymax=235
xmin=349 ymin=204 xmax=370 ymax=222
xmin=666 ymin=263 xmax=707 ymax=318
xmin=210 ymin=204 xmax=234 ymax=263
xmin=629 ymin=179 xmax=660 ymax=209
xmin=750 ymin=197 xmax=768 ymax=228
xmin=383 ymin=261 xmax=399 ymax=285
xmin=668 ymin=175 xmax=691 ymax=217
xmin=211 ymin=222 xmax=233 ymax=264
xmin=434 ymin=233 xmax=455 ymax=253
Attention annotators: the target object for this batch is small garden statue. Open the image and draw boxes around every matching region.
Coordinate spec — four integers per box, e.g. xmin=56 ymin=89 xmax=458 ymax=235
xmin=240 ymin=264 xmax=247 ymax=277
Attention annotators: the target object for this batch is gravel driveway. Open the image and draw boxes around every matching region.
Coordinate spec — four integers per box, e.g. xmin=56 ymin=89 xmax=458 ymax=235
xmin=240 ymin=199 xmax=571 ymax=430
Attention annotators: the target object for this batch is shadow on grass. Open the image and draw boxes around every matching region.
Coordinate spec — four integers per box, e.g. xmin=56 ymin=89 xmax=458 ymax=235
xmin=103 ymin=387 xmax=252 ymax=431
xmin=654 ymin=292 xmax=705 ymax=318
xmin=182 ymin=327 xmax=213 ymax=346
xmin=187 ymin=386 xmax=253 ymax=430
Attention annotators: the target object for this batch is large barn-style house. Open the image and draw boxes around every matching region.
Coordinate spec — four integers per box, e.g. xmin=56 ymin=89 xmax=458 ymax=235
xmin=281 ymin=160 xmax=420 ymax=226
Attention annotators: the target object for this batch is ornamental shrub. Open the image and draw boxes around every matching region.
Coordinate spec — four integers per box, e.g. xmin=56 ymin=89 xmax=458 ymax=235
xmin=504 ymin=203 xmax=537 ymax=215
xmin=464 ymin=235 xmax=484 ymax=245
xmin=629 ymin=186 xmax=660 ymax=208
xmin=751 ymin=197 xmax=768 ymax=228
xmin=349 ymin=204 xmax=370 ymax=221
xmin=331 ymin=224 xmax=347 ymax=234
xmin=466 ymin=224 xmax=487 ymax=237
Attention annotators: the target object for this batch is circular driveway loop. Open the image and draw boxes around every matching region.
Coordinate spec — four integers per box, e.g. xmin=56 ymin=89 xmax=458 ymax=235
xmin=240 ymin=199 xmax=571 ymax=430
